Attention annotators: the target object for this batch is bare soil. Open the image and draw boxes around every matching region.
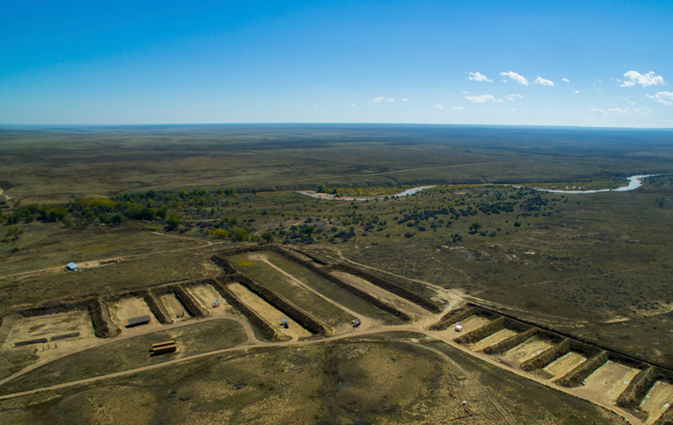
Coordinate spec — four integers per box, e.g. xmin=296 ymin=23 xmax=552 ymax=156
xmin=640 ymin=380 xmax=673 ymax=424
xmin=160 ymin=294 xmax=190 ymax=321
xmin=543 ymin=352 xmax=587 ymax=379
xmin=109 ymin=297 xmax=160 ymax=334
xmin=188 ymin=284 xmax=232 ymax=315
xmin=501 ymin=336 xmax=554 ymax=365
xmin=227 ymin=283 xmax=311 ymax=340
xmin=440 ymin=314 xmax=490 ymax=341
xmin=331 ymin=270 xmax=430 ymax=319
xmin=573 ymin=360 xmax=640 ymax=404
xmin=471 ymin=328 xmax=518 ymax=351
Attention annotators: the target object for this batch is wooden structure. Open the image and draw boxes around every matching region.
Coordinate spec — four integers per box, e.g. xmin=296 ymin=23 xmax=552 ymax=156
xmin=150 ymin=340 xmax=177 ymax=355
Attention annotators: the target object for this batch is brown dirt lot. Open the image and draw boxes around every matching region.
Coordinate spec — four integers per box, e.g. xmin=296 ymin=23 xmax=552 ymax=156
xmin=1 ymin=311 xmax=98 ymax=365
xmin=500 ymin=336 xmax=554 ymax=365
xmin=542 ymin=352 xmax=587 ymax=379
xmin=3 ymin=311 xmax=95 ymax=348
xmin=573 ymin=360 xmax=640 ymax=404
xmin=471 ymin=328 xmax=518 ymax=351
xmin=640 ymin=380 xmax=673 ymax=424
xmin=160 ymin=294 xmax=189 ymax=321
xmin=227 ymin=283 xmax=311 ymax=341
xmin=188 ymin=284 xmax=232 ymax=315
xmin=331 ymin=270 xmax=430 ymax=319
xmin=440 ymin=314 xmax=490 ymax=341
xmin=108 ymin=297 xmax=160 ymax=333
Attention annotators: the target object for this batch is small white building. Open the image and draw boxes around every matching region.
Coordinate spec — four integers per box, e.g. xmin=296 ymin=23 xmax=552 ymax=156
xmin=454 ymin=324 xmax=463 ymax=332
xmin=66 ymin=262 xmax=78 ymax=271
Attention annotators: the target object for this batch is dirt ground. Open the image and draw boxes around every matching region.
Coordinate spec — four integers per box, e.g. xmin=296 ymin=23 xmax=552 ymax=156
xmin=227 ymin=283 xmax=311 ymax=340
xmin=160 ymin=294 xmax=190 ymax=321
xmin=573 ymin=360 xmax=640 ymax=404
xmin=542 ymin=352 xmax=587 ymax=379
xmin=109 ymin=297 xmax=160 ymax=333
xmin=500 ymin=336 xmax=554 ymax=365
xmin=471 ymin=328 xmax=518 ymax=351
xmin=640 ymin=380 xmax=673 ymax=424
xmin=188 ymin=285 xmax=232 ymax=315
xmin=331 ymin=271 xmax=430 ymax=319
xmin=440 ymin=315 xmax=490 ymax=341
xmin=1 ymin=311 xmax=98 ymax=363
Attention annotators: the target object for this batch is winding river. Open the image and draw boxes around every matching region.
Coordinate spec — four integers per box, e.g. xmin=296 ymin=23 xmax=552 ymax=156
xmin=517 ymin=174 xmax=659 ymax=194
xmin=298 ymin=185 xmax=437 ymax=201
xmin=298 ymin=174 xmax=659 ymax=201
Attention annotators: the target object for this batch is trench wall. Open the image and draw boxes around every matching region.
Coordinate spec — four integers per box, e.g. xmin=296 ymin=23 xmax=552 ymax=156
xmin=455 ymin=317 xmax=506 ymax=345
xmin=236 ymin=274 xmax=330 ymax=336
xmin=88 ymin=298 xmax=120 ymax=338
xmin=483 ymin=328 xmax=538 ymax=355
xmin=617 ymin=367 xmax=661 ymax=408
xmin=173 ymin=285 xmax=207 ymax=317
xmin=143 ymin=290 xmax=173 ymax=325
xmin=521 ymin=339 xmax=572 ymax=371
xmin=212 ymin=277 xmax=288 ymax=342
xmin=555 ymin=351 xmax=609 ymax=387
xmin=329 ymin=263 xmax=442 ymax=313
xmin=429 ymin=307 xmax=477 ymax=330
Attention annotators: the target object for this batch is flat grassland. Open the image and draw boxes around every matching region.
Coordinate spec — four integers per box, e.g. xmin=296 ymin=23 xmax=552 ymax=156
xmin=0 ymin=334 xmax=626 ymax=425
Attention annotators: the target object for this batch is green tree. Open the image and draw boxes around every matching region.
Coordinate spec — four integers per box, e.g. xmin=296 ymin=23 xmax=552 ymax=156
xmin=233 ymin=228 xmax=248 ymax=241
xmin=469 ymin=222 xmax=482 ymax=233
xmin=3 ymin=226 xmax=24 ymax=242
xmin=212 ymin=228 xmax=229 ymax=238
xmin=166 ymin=213 xmax=182 ymax=230
xmin=260 ymin=231 xmax=274 ymax=243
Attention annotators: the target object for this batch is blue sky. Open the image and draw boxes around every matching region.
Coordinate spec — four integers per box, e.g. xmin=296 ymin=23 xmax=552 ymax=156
xmin=1 ymin=0 xmax=672 ymax=127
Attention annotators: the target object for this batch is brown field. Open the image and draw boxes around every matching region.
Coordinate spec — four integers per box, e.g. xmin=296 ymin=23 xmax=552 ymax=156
xmin=640 ymin=381 xmax=673 ymax=424
xmin=188 ymin=284 xmax=231 ymax=315
xmin=331 ymin=270 xmax=430 ymax=319
xmin=542 ymin=352 xmax=587 ymax=379
xmin=160 ymin=294 xmax=189 ymax=321
xmin=227 ymin=283 xmax=311 ymax=340
xmin=471 ymin=328 xmax=518 ymax=351
xmin=3 ymin=311 xmax=95 ymax=348
xmin=502 ymin=336 xmax=554 ymax=365
xmin=109 ymin=297 xmax=159 ymax=332
xmin=573 ymin=360 xmax=640 ymax=404
xmin=444 ymin=314 xmax=490 ymax=340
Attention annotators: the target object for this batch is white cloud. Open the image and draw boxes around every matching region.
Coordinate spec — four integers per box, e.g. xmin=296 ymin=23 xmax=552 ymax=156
xmin=373 ymin=96 xmax=385 ymax=103
xmin=609 ymin=108 xmax=627 ymax=114
xmin=608 ymin=106 xmax=652 ymax=115
xmin=462 ymin=91 xmax=470 ymax=94
xmin=465 ymin=94 xmax=502 ymax=103
xmin=348 ymin=103 xmax=357 ymax=106
xmin=510 ymin=107 xmax=516 ymax=111
xmin=575 ymin=90 xmax=580 ymax=94
xmin=433 ymin=104 xmax=444 ymax=110
xmin=468 ymin=72 xmax=492 ymax=82
xmin=386 ymin=98 xmax=394 ymax=102
xmin=505 ymin=94 xmax=522 ymax=101
xmin=535 ymin=77 xmax=555 ymax=86
xmin=500 ymin=71 xmax=529 ymax=85
xmin=647 ymin=91 xmax=673 ymax=106
xmin=621 ymin=71 xmax=666 ymax=87
xmin=402 ymin=98 xmax=408 ymax=102
xmin=452 ymin=106 xmax=466 ymax=110
xmin=590 ymin=108 xmax=607 ymax=114
xmin=562 ymin=78 xmax=570 ymax=83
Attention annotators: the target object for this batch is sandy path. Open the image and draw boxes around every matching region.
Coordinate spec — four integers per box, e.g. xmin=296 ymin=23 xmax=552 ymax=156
xmin=228 ymin=283 xmax=311 ymax=341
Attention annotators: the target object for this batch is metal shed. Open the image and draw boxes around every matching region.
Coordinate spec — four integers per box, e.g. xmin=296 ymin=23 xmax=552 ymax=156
xmin=126 ymin=315 xmax=151 ymax=327
xmin=66 ymin=262 xmax=78 ymax=271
